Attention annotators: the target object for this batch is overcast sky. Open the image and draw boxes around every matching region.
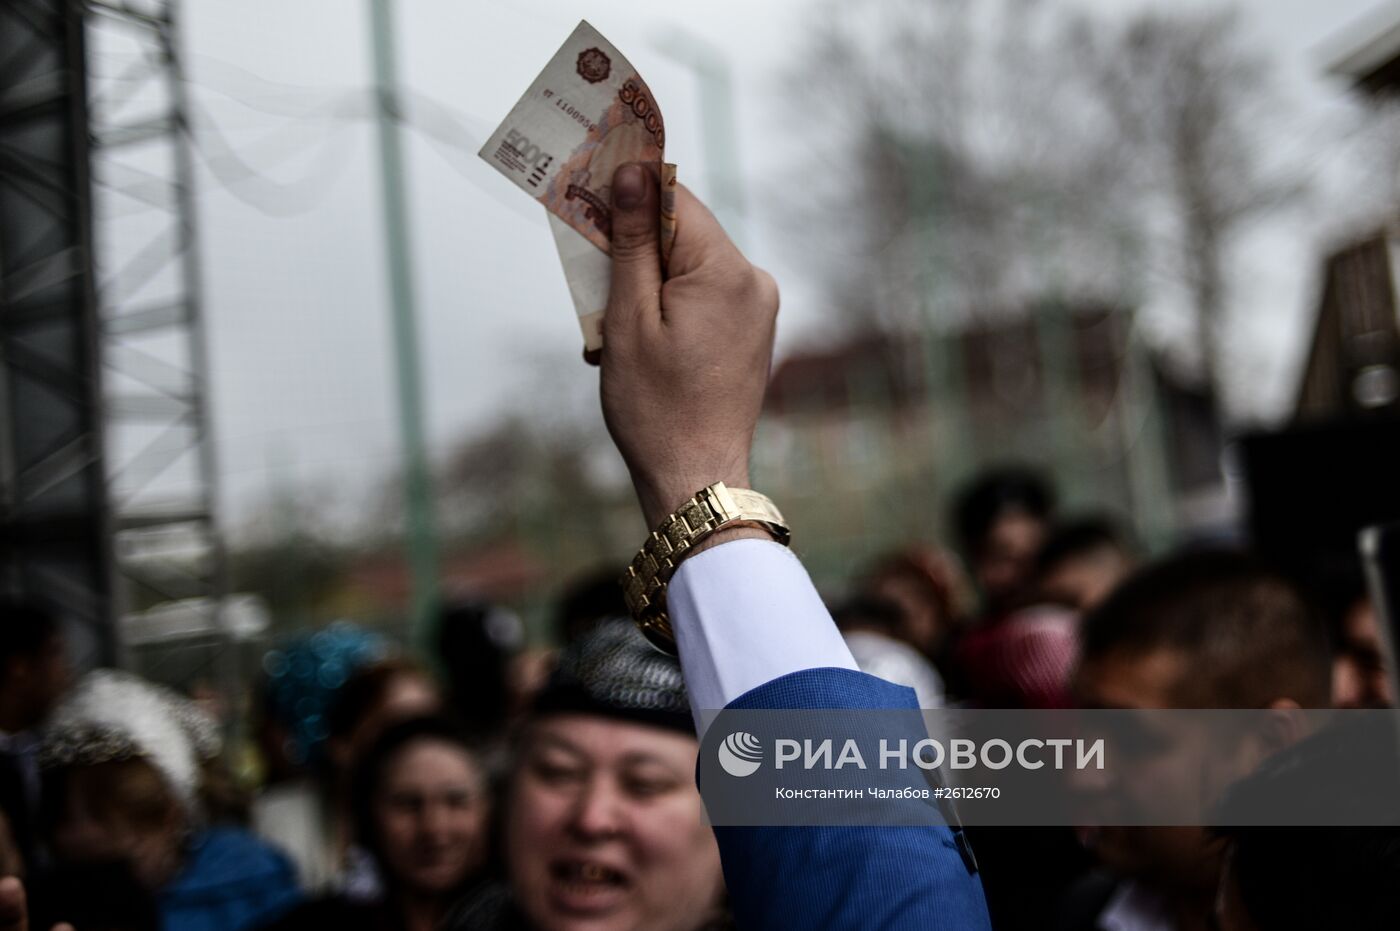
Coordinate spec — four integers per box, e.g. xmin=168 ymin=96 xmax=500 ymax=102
xmin=143 ymin=0 xmax=1392 ymax=532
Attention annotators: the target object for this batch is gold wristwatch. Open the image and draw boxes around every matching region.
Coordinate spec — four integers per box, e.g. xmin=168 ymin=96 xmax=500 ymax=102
xmin=620 ymin=482 xmax=790 ymax=653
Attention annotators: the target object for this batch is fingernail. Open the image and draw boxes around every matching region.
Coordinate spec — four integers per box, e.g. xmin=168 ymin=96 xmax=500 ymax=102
xmin=613 ymin=164 xmax=645 ymax=209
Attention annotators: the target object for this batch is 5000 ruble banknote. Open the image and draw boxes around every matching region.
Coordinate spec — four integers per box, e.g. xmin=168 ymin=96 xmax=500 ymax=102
xmin=480 ymin=21 xmax=675 ymax=350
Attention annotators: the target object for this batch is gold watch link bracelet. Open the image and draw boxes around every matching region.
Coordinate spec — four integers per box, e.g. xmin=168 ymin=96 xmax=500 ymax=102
xmin=619 ymin=481 xmax=791 ymax=654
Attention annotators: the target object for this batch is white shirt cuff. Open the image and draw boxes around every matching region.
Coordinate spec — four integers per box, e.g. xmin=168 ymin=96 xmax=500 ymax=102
xmin=667 ymin=538 xmax=858 ymax=730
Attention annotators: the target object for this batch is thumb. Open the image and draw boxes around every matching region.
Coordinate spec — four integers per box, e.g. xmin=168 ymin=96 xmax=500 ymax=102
xmin=0 ymin=877 xmax=28 ymax=931
xmin=606 ymin=163 xmax=663 ymax=335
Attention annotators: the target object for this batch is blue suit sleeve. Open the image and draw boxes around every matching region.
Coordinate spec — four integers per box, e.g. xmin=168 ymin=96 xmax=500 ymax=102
xmin=709 ymin=668 xmax=992 ymax=931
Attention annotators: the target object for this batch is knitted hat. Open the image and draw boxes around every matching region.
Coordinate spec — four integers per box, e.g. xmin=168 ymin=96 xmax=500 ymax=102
xmin=258 ymin=622 xmax=390 ymax=767
xmin=532 ymin=619 xmax=693 ymax=734
xmin=39 ymin=669 xmax=221 ymax=812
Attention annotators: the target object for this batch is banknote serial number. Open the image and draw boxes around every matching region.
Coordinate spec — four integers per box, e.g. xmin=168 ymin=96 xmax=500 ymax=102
xmin=541 ymin=89 xmax=597 ymax=133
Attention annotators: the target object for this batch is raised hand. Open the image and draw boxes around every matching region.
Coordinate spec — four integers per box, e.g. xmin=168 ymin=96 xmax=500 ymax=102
xmin=596 ymin=162 xmax=780 ymax=531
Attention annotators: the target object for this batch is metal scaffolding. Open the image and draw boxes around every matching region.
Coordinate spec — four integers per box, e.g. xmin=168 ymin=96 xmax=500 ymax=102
xmin=84 ymin=0 xmax=227 ymax=685
xmin=0 ymin=0 xmax=112 ymax=667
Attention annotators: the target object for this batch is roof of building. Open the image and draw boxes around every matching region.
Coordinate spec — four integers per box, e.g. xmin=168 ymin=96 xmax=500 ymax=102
xmin=1325 ymin=2 xmax=1400 ymax=93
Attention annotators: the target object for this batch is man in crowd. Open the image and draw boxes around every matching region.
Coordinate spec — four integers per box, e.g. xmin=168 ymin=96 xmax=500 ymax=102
xmin=1061 ymin=550 xmax=1331 ymax=931
xmin=0 ymin=600 xmax=70 ymax=873
xmin=1330 ymin=593 xmax=1392 ymax=709
xmin=591 ymin=162 xmax=992 ymax=929
xmin=952 ymin=469 xmax=1077 ymax=709
xmin=1212 ymin=717 xmax=1400 ymax=930
xmin=1035 ymin=515 xmax=1137 ymax=613
xmin=953 ymin=466 xmax=1057 ymax=619
xmin=960 ymin=512 xmax=1136 ymax=930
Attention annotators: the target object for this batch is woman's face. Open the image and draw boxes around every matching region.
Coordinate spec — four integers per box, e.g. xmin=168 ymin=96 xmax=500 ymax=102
xmin=506 ymin=715 xmax=724 ymax=931
xmin=373 ymin=738 xmax=489 ymax=896
xmin=49 ymin=760 xmax=185 ymax=889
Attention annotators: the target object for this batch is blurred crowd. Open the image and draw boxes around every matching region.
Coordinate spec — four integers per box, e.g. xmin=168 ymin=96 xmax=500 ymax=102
xmin=0 ymin=464 xmax=1395 ymax=931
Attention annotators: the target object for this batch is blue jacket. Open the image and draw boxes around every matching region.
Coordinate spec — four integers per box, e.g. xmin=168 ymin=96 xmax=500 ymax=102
xmin=709 ymin=668 xmax=993 ymax=930
xmin=160 ymin=827 xmax=303 ymax=931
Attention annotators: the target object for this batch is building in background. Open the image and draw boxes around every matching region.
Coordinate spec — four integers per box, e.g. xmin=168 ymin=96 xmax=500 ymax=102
xmin=1296 ymin=228 xmax=1400 ymax=419
xmin=1328 ymin=2 xmax=1400 ymax=94
xmin=751 ymin=304 xmax=1221 ymax=588
xmin=1296 ymin=4 xmax=1400 ymax=420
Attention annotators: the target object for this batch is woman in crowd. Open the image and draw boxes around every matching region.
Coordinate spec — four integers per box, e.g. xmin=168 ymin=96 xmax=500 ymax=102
xmin=263 ymin=715 xmax=491 ymax=931
xmin=448 ymin=620 xmax=728 ymax=931
xmin=861 ymin=545 xmax=973 ymax=691
xmin=252 ymin=632 xmax=442 ymax=893
xmin=37 ymin=669 xmax=301 ymax=931
xmin=251 ymin=625 xmax=388 ymax=891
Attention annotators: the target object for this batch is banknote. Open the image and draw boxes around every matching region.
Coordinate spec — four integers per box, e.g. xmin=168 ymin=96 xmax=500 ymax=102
xmin=480 ymin=20 xmax=674 ymax=350
xmin=547 ymin=212 xmax=610 ymax=349
xmin=660 ymin=162 xmax=678 ymax=263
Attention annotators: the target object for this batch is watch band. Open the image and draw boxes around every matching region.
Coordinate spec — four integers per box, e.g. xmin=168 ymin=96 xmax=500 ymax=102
xmin=620 ymin=482 xmax=790 ymax=653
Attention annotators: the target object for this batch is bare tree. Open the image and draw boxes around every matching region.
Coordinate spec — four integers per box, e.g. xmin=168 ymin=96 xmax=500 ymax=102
xmin=782 ymin=2 xmax=1302 ymax=416
xmin=780 ymin=0 xmax=1135 ymax=336
xmin=228 ymin=485 xmax=352 ymax=625
xmin=1081 ymin=8 xmax=1302 ymax=408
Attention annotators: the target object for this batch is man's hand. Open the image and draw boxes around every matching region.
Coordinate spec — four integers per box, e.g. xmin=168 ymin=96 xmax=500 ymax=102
xmin=597 ymin=163 xmax=779 ymax=530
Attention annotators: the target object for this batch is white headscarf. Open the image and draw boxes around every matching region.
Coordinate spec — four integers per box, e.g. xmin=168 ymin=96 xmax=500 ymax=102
xmin=39 ymin=669 xmax=221 ymax=812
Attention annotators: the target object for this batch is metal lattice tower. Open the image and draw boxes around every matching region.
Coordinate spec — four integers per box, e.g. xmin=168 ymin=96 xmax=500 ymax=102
xmin=84 ymin=0 xmax=227 ymax=682
xmin=0 ymin=0 xmax=112 ymax=667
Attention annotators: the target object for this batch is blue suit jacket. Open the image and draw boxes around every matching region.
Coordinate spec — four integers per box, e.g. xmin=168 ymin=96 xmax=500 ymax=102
xmin=709 ymin=668 xmax=993 ymax=930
